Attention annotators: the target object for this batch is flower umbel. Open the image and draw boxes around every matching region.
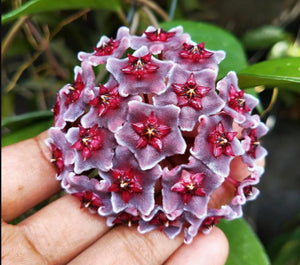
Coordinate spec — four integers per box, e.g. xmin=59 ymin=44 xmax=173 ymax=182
xmin=47 ymin=25 xmax=268 ymax=244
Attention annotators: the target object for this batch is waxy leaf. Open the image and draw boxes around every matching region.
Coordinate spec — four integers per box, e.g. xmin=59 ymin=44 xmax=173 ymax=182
xmin=219 ymin=218 xmax=270 ymax=265
xmin=160 ymin=20 xmax=248 ymax=79
xmin=242 ymin=25 xmax=291 ymax=50
xmin=2 ymin=0 xmax=122 ymax=24
xmin=2 ymin=119 xmax=53 ymax=147
xmin=238 ymin=58 xmax=300 ymax=92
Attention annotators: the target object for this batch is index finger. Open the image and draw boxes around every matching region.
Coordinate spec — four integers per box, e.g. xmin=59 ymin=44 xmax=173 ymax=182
xmin=1 ymin=131 xmax=61 ymax=222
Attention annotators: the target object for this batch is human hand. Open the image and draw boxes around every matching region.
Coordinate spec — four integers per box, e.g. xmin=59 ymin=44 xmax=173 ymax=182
xmin=2 ymin=131 xmax=229 ymax=265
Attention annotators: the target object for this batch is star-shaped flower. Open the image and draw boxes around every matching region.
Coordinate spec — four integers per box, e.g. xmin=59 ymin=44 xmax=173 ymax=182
xmin=217 ymin=71 xmax=259 ymax=125
xmin=66 ymin=124 xmax=116 ymax=173
xmin=55 ymin=63 xmax=95 ymax=129
xmin=115 ymin=101 xmax=186 ymax=170
xmin=106 ymin=46 xmax=174 ymax=96
xmin=241 ymin=120 xmax=268 ymax=166
xmin=72 ymin=190 xmax=103 ymax=211
xmin=130 ymin=26 xmax=190 ymax=55
xmin=191 ymin=114 xmax=244 ymax=177
xmin=78 ymin=26 xmax=130 ymax=65
xmin=165 ymin=40 xmax=225 ymax=72
xmin=208 ymin=121 xmax=238 ymax=157
xmin=154 ymin=65 xmax=224 ymax=131
xmin=81 ymin=77 xmax=142 ymax=132
xmin=46 ymin=127 xmax=76 ymax=179
xmin=162 ymin=157 xmax=223 ymax=218
xmin=99 ymin=146 xmax=161 ymax=215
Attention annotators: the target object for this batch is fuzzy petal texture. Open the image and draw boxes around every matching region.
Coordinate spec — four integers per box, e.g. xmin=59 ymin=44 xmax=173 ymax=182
xmin=241 ymin=119 xmax=269 ymax=166
xmin=165 ymin=40 xmax=225 ymax=72
xmin=78 ymin=26 xmax=130 ymax=65
xmin=99 ymin=146 xmax=161 ymax=216
xmin=162 ymin=157 xmax=223 ymax=218
xmin=130 ymin=26 xmax=190 ymax=54
xmin=138 ymin=206 xmax=183 ymax=239
xmin=191 ymin=114 xmax=245 ymax=177
xmin=154 ymin=65 xmax=224 ymax=131
xmin=217 ymin=71 xmax=259 ymax=125
xmin=115 ymin=101 xmax=186 ymax=170
xmin=46 ymin=127 xmax=76 ymax=171
xmin=65 ymin=125 xmax=116 ymax=173
xmin=81 ymin=77 xmax=142 ymax=132
xmin=106 ymin=46 xmax=174 ymax=96
xmin=184 ymin=205 xmax=232 ymax=243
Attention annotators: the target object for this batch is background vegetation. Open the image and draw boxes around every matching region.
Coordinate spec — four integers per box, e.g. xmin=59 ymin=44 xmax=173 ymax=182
xmin=2 ymin=1 xmax=300 ymax=264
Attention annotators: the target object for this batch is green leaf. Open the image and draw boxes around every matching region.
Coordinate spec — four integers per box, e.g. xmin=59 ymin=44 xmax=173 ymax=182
xmin=238 ymin=58 xmax=300 ymax=92
xmin=2 ymin=119 xmax=53 ymax=147
xmin=218 ymin=218 xmax=270 ymax=265
xmin=2 ymin=110 xmax=53 ymax=128
xmin=160 ymin=20 xmax=248 ymax=79
xmin=242 ymin=25 xmax=291 ymax=50
xmin=2 ymin=0 xmax=122 ymax=24
xmin=269 ymin=227 xmax=300 ymax=265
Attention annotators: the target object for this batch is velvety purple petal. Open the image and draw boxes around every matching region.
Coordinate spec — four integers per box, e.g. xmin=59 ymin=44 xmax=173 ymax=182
xmin=99 ymin=146 xmax=161 ymax=215
xmin=115 ymin=101 xmax=186 ymax=170
xmin=130 ymin=26 xmax=190 ymax=54
xmin=165 ymin=40 xmax=225 ymax=72
xmin=162 ymin=157 xmax=223 ymax=218
xmin=78 ymin=26 xmax=130 ymax=65
xmin=106 ymin=46 xmax=174 ymax=96
xmin=191 ymin=114 xmax=245 ymax=177
xmin=217 ymin=71 xmax=259 ymax=124
xmin=65 ymin=126 xmax=116 ymax=173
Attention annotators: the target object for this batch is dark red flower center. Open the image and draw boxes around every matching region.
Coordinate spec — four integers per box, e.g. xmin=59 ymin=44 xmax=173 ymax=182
xmin=228 ymin=85 xmax=251 ymax=113
xmin=247 ymin=129 xmax=260 ymax=158
xmin=112 ymin=212 xmax=140 ymax=227
xmin=172 ymin=73 xmax=211 ymax=110
xmin=71 ymin=125 xmax=103 ymax=160
xmin=131 ymin=111 xmax=171 ymax=151
xmin=64 ymin=73 xmax=85 ymax=106
xmin=50 ymin=143 xmax=64 ymax=175
xmin=208 ymin=122 xmax=237 ymax=157
xmin=121 ymin=53 xmax=159 ymax=79
xmin=72 ymin=191 xmax=103 ymax=211
xmin=149 ymin=211 xmax=177 ymax=231
xmin=243 ymin=185 xmax=253 ymax=197
xmin=144 ymin=28 xmax=176 ymax=42
xmin=89 ymin=84 xmax=121 ymax=117
xmin=52 ymin=94 xmax=60 ymax=123
xmin=201 ymin=216 xmax=222 ymax=230
xmin=179 ymin=42 xmax=213 ymax=62
xmin=108 ymin=168 xmax=143 ymax=204
xmin=94 ymin=38 xmax=120 ymax=56
xmin=171 ymin=170 xmax=206 ymax=204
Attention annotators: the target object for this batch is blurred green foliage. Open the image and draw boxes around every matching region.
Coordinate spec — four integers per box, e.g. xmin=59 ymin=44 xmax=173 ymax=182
xmin=2 ymin=0 xmax=300 ymax=264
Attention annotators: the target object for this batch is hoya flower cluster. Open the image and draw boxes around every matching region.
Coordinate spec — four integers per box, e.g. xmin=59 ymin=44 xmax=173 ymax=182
xmin=47 ymin=26 xmax=268 ymax=243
